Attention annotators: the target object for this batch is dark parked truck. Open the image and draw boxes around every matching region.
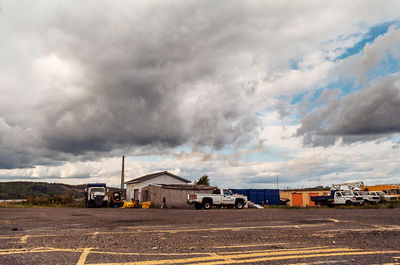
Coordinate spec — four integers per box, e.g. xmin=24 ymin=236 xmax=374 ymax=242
xmin=311 ymin=190 xmax=364 ymax=207
xmin=84 ymin=183 xmax=109 ymax=208
xmin=187 ymin=188 xmax=247 ymax=209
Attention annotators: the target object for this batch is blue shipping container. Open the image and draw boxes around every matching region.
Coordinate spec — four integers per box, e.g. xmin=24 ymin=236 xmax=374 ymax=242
xmin=231 ymin=189 xmax=280 ymax=205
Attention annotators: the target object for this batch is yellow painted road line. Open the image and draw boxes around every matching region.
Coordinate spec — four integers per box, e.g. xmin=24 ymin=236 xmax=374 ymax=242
xmin=77 ymin=248 xmax=93 ymax=265
xmin=0 ymin=246 xmax=325 ymax=257
xmin=0 ymin=233 xmax=59 ymax=240
xmin=121 ymin=223 xmax=327 ymax=234
xmin=84 ymin=248 xmax=366 ymax=265
xmin=0 ymin=248 xmax=32 ymax=252
xmin=296 ymin=261 xmax=400 ymax=265
xmin=0 ymin=223 xmax=319 ymax=242
xmin=369 ymin=263 xmax=400 ymax=265
xmin=327 ymin=218 xmax=340 ymax=223
xmin=89 ymin=250 xmax=211 ymax=256
xmin=214 ymin=242 xmax=288 ymax=249
xmin=322 ymin=227 xmax=400 ymax=233
xmin=186 ymin=251 xmax=400 ymax=265
xmin=20 ymin=235 xmax=29 ymax=243
xmin=89 ymin=246 xmax=328 ymax=257
xmin=215 ymin=248 xmax=359 ymax=259
xmin=0 ymin=247 xmax=86 ymax=255
xmin=0 ymin=236 xmax=22 ymax=240
xmin=92 ymin=232 xmax=99 ymax=239
xmin=0 ymin=222 xmax=330 ymax=242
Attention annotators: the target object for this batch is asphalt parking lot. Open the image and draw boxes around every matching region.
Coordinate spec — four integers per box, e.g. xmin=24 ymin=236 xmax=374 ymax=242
xmin=1 ymin=207 xmax=400 ymax=265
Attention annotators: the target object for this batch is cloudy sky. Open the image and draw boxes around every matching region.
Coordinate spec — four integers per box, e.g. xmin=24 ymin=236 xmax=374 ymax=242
xmin=1 ymin=1 xmax=400 ymax=188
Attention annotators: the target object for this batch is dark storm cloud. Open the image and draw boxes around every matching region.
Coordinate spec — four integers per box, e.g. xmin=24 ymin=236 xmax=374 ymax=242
xmin=0 ymin=1 xmax=264 ymax=169
xmin=297 ymin=75 xmax=400 ymax=146
xmin=39 ymin=3 xmax=258 ymax=152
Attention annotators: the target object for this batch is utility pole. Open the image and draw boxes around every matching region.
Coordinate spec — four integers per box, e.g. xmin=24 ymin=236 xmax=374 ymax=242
xmin=121 ymin=155 xmax=125 ymax=191
xmin=276 ymin=175 xmax=279 ymax=189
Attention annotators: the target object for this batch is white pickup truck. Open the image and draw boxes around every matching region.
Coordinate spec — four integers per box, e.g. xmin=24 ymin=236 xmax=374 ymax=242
xmin=368 ymin=191 xmax=398 ymax=202
xmin=311 ymin=190 xmax=364 ymax=206
xmin=187 ymin=188 xmax=247 ymax=209
xmin=351 ymin=190 xmax=380 ymax=204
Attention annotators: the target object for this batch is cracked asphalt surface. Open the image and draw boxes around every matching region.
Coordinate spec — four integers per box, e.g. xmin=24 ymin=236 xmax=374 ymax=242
xmin=0 ymin=207 xmax=400 ymax=264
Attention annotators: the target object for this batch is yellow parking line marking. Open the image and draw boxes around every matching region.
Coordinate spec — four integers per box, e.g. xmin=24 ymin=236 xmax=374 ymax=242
xmin=0 ymin=245 xmax=329 ymax=257
xmin=122 ymin=223 xmax=326 ymax=234
xmin=1 ymin=245 xmax=398 ymax=265
xmin=0 ymin=248 xmax=35 ymax=252
xmin=92 ymin=232 xmax=99 ymax=239
xmin=215 ymin=248 xmax=359 ymax=259
xmin=84 ymin=248 xmax=368 ymax=265
xmin=322 ymin=226 xmax=400 ymax=233
xmin=358 ymin=263 xmax=400 ymax=265
xmin=209 ymin=253 xmax=233 ymax=262
xmin=0 ymin=223 xmax=323 ymax=243
xmin=20 ymin=235 xmax=29 ymax=244
xmin=0 ymin=246 xmax=323 ymax=257
xmin=214 ymin=242 xmax=288 ymax=249
xmin=86 ymin=250 xmax=399 ymax=265
xmin=77 ymin=248 xmax=93 ymax=265
xmin=0 ymin=247 xmax=85 ymax=255
xmin=0 ymin=233 xmax=58 ymax=240
xmin=86 ymin=246 xmax=327 ymax=257
xmin=89 ymin=250 xmax=210 ymax=256
xmin=186 ymin=251 xmax=400 ymax=265
xmin=0 ymin=220 xmax=337 ymax=243
xmin=328 ymin=218 xmax=340 ymax=223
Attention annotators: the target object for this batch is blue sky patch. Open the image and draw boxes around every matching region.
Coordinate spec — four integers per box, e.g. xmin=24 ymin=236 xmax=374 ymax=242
xmin=336 ymin=21 xmax=396 ymax=60
xmin=367 ymin=52 xmax=400 ymax=81
xmin=290 ymin=92 xmax=306 ymax=105
xmin=290 ymin=59 xmax=300 ymax=70
xmin=323 ymin=78 xmax=362 ymax=98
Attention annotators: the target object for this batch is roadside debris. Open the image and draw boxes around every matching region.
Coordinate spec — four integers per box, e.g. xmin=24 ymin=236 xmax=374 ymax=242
xmin=248 ymin=201 xmax=264 ymax=209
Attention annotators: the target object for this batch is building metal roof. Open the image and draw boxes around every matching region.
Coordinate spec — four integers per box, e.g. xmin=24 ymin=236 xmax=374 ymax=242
xmin=125 ymin=171 xmax=191 ymax=184
xmin=147 ymin=184 xmax=217 ymax=190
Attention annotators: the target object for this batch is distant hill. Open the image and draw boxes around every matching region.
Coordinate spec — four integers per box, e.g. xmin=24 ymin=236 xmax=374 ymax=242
xmin=0 ymin=182 xmax=87 ymax=199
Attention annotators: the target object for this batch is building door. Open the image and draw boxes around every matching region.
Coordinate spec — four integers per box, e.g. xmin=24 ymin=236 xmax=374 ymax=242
xmin=133 ymin=189 xmax=139 ymax=201
xmin=308 ymin=193 xmax=319 ymax=207
xmin=292 ymin=193 xmax=303 ymax=207
xmin=143 ymin=190 xmax=149 ymax=202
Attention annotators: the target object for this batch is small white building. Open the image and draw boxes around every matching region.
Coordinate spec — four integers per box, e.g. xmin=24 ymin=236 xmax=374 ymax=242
xmin=125 ymin=171 xmax=191 ymax=202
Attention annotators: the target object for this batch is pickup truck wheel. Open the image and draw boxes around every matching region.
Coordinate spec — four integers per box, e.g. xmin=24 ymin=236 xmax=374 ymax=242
xmin=345 ymin=200 xmax=351 ymax=206
xmin=194 ymin=203 xmax=202 ymax=210
xmin=235 ymin=200 xmax=244 ymax=209
xmin=203 ymin=201 xmax=212 ymax=210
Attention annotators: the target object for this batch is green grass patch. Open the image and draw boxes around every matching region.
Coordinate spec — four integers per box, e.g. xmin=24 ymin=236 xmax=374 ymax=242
xmin=0 ymin=196 xmax=85 ymax=208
